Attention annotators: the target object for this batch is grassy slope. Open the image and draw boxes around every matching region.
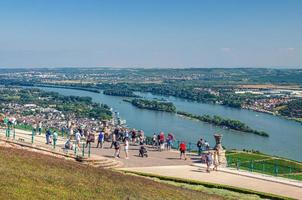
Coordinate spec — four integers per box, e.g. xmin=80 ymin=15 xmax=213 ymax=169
xmin=0 ymin=147 xmax=223 ymax=200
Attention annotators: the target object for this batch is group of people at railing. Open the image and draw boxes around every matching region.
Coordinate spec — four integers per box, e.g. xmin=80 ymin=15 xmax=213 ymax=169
xmin=1 ymin=115 xmax=221 ymax=173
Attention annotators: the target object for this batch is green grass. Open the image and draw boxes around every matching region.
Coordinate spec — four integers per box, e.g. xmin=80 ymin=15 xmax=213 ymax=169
xmin=226 ymin=151 xmax=302 ymax=181
xmin=123 ymin=171 xmax=291 ymax=200
xmin=0 ymin=146 xmax=228 ymax=200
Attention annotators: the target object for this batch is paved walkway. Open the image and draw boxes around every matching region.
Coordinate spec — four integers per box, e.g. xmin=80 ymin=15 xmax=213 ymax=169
xmin=120 ymin=165 xmax=302 ymax=199
xmin=1 ymin=128 xmax=302 ymax=199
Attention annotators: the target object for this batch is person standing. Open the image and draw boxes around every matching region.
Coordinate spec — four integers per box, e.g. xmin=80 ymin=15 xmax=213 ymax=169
xmin=75 ymin=131 xmax=81 ymax=148
xmin=159 ymin=132 xmax=165 ymax=151
xmin=38 ymin=121 xmax=42 ymax=135
xmin=113 ymin=140 xmax=120 ymax=158
xmin=179 ymin=141 xmax=187 ymax=160
xmin=45 ymin=128 xmax=51 ymax=144
xmin=85 ymin=131 xmax=95 ymax=148
xmin=124 ymin=137 xmax=129 ymax=159
xmin=206 ymin=151 xmax=213 ymax=173
xmin=110 ymin=132 xmax=116 ymax=148
xmin=97 ymin=130 xmax=104 ymax=148
xmin=131 ymin=129 xmax=137 ymax=144
xmin=32 ymin=122 xmax=37 ymax=136
xmin=167 ymin=133 xmax=174 ymax=151
xmin=52 ymin=131 xmax=58 ymax=148
xmin=204 ymin=140 xmax=210 ymax=150
xmin=213 ymin=150 xmax=219 ymax=171
xmin=197 ymin=138 xmax=203 ymax=156
xmin=152 ymin=133 xmax=157 ymax=148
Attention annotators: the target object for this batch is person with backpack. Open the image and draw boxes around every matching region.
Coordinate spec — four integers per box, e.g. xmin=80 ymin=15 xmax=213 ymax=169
xmin=97 ymin=130 xmax=104 ymax=148
xmin=179 ymin=141 xmax=187 ymax=160
xmin=113 ymin=140 xmax=120 ymax=158
xmin=197 ymin=138 xmax=203 ymax=156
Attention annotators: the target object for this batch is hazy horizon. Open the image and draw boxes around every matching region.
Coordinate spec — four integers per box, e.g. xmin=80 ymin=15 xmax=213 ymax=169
xmin=0 ymin=0 xmax=301 ymax=68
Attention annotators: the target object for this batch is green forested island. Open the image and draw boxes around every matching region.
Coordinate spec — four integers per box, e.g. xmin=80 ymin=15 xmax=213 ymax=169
xmin=103 ymin=89 xmax=139 ymax=97
xmin=177 ymin=111 xmax=269 ymax=137
xmin=124 ymin=98 xmax=177 ymax=112
xmin=123 ymin=98 xmax=269 ymax=136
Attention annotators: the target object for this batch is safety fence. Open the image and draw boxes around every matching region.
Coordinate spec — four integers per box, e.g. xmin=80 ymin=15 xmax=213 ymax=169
xmin=226 ymin=152 xmax=302 ymax=180
xmin=0 ymin=127 xmax=92 ymax=159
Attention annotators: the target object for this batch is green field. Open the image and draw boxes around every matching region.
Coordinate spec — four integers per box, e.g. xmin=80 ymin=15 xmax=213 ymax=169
xmin=226 ymin=151 xmax=302 ymax=181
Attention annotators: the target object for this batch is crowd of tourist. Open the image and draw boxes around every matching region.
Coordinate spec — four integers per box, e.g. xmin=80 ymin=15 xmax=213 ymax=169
xmin=1 ymin=116 xmax=221 ymax=173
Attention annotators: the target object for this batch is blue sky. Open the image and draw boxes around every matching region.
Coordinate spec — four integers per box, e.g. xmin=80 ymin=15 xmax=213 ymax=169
xmin=0 ymin=0 xmax=301 ymax=68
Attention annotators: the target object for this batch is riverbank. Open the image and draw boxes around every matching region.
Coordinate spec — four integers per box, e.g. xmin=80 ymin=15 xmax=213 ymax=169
xmin=243 ymin=106 xmax=302 ymax=124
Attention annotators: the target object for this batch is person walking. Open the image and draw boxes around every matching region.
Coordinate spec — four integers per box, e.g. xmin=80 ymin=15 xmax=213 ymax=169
xmin=97 ymin=130 xmax=104 ymax=148
xmin=179 ymin=141 xmax=187 ymax=160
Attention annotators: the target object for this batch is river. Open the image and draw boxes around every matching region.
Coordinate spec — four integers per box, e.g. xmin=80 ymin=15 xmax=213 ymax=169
xmin=35 ymin=87 xmax=302 ymax=161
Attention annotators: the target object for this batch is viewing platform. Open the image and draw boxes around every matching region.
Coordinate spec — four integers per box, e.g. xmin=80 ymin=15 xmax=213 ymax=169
xmin=1 ymin=128 xmax=302 ymax=199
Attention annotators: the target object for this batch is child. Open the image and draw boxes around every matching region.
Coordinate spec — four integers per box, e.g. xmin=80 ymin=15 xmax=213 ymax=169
xmin=139 ymin=145 xmax=148 ymax=157
xmin=179 ymin=141 xmax=187 ymax=160
xmin=206 ymin=152 xmax=213 ymax=173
